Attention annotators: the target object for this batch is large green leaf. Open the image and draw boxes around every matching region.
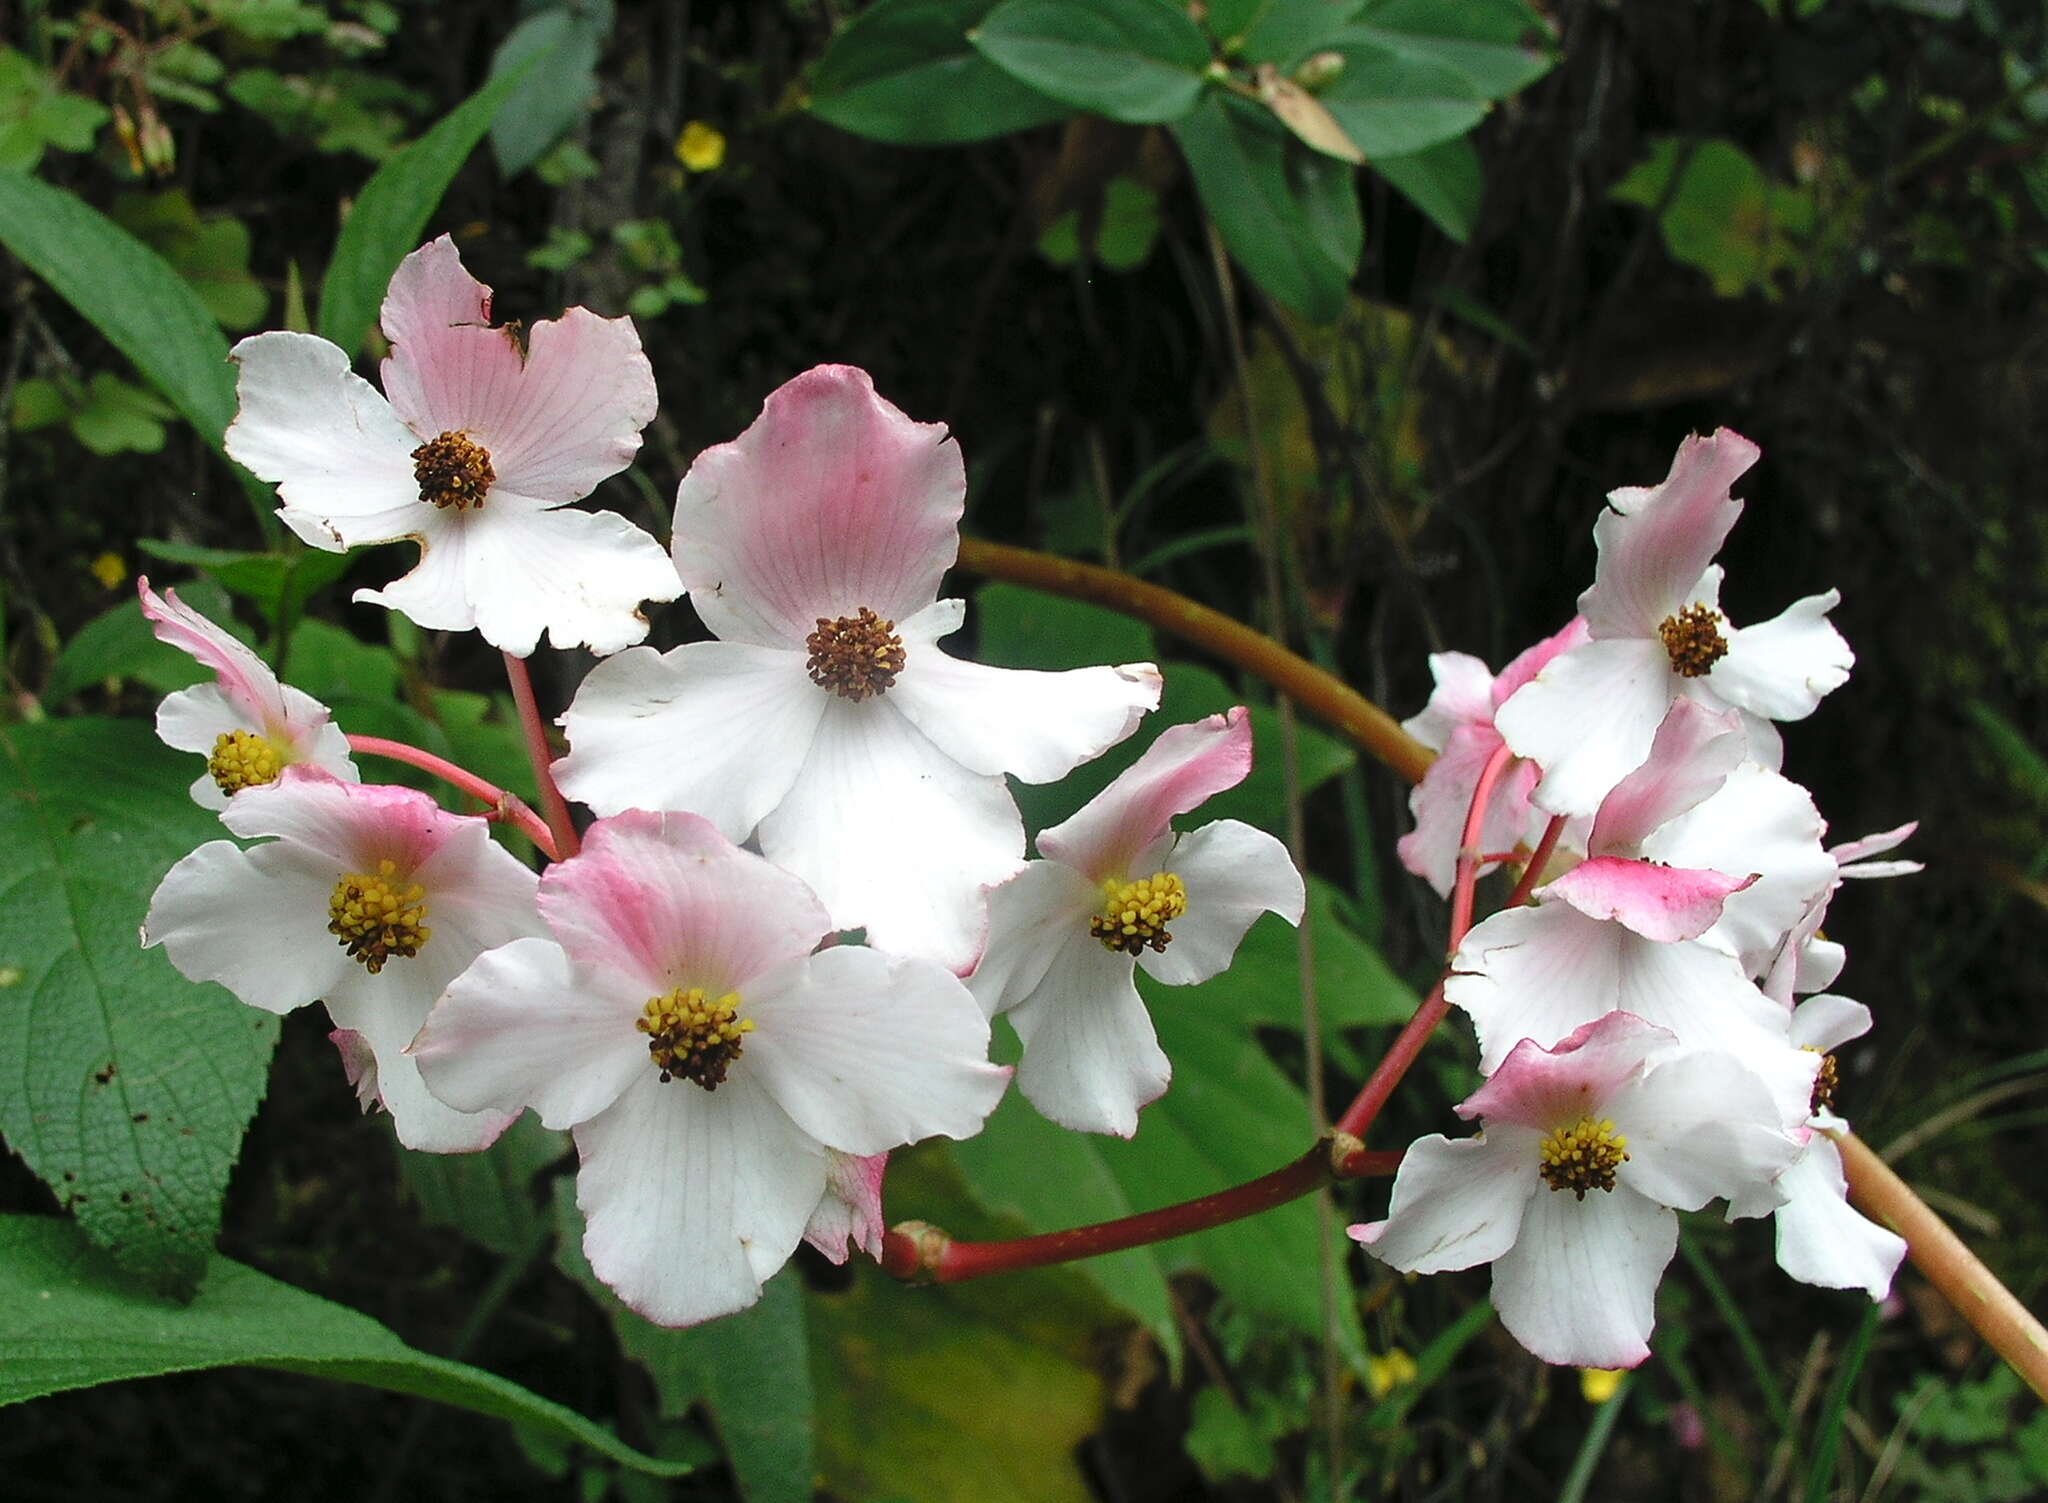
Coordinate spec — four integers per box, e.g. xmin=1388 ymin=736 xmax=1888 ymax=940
xmin=0 ymin=718 xmax=278 ymax=1297
xmin=0 ymin=1214 xmax=691 ymax=1477
xmin=810 ymin=0 xmax=1070 ymax=145
xmin=1350 ymin=0 xmax=1556 ymax=99
xmin=0 ymin=171 xmax=235 ymax=445
xmin=972 ymin=0 xmax=1213 ymax=124
xmin=317 ymin=61 xmax=535 ymax=357
xmin=1374 ymin=134 xmax=1482 ymax=242
xmin=1171 ymin=92 xmax=1360 ymax=323
xmin=1317 ymin=36 xmax=1487 ymax=158
xmin=488 ymin=0 xmax=614 ymax=177
xmin=1225 ymin=0 xmax=1363 ymax=67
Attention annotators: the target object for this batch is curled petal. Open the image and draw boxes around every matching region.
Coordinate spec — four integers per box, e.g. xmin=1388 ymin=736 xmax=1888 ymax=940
xmin=1402 ymin=651 xmax=1495 ymax=750
xmin=1709 ymin=591 xmax=1854 ymax=722
xmin=1459 ymin=1012 xmax=1673 ymax=1131
xmin=1540 ymin=857 xmax=1753 ymax=944
xmin=1588 ymin=698 xmax=1747 ymax=854
xmin=1581 ymin=428 xmax=1759 ymax=640
xmin=1037 ymin=707 xmax=1254 ymax=882
xmin=805 ymin=1152 xmax=888 ymax=1265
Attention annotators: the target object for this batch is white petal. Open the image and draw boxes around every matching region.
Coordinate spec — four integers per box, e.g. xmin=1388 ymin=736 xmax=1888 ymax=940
xmin=142 ymin=839 xmax=350 ymax=1012
xmin=1491 ymin=1185 xmax=1676 ymax=1369
xmin=1789 ymin=993 xmax=1871 ymax=1054
xmin=1495 ymin=637 xmax=1675 ymax=817
xmin=1142 ymin=819 xmax=1304 ymax=986
xmin=554 ymin=642 xmax=824 ymax=837
xmin=1580 ymin=429 xmax=1758 ymax=640
xmin=804 ymin=1151 xmax=887 ymax=1265
xmin=574 ymin=1071 xmax=827 ymax=1327
xmin=741 ymin=946 xmax=1006 ymax=1156
xmin=325 ymin=978 xmax=515 ymax=1154
xmin=968 ymin=860 xmax=1102 ymax=1020
xmin=1349 ymin=1129 xmax=1538 ymax=1274
xmin=1007 ymin=933 xmax=1169 ymax=1137
xmin=1610 ymin=1050 xmax=1804 ymax=1211
xmin=1708 ymin=591 xmax=1853 ymax=722
xmin=1402 ymin=651 xmax=1496 ymax=750
xmin=1769 ymin=1137 xmax=1905 ymax=1299
xmin=411 ymin=937 xmax=647 ymax=1129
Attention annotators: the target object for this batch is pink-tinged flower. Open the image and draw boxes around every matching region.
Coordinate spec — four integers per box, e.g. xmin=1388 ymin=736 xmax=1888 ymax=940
xmin=1351 ymin=1013 xmax=1803 ymax=1369
xmin=805 ymin=1151 xmax=888 ymax=1265
xmin=1725 ymin=994 xmax=1906 ymax=1299
xmin=1760 ymin=822 xmax=1921 ymax=1005
xmin=141 ymin=768 xmax=542 ymax=1151
xmin=409 ymin=810 xmax=1008 ymax=1326
xmin=1397 ymin=620 xmax=1592 ymax=897
xmin=1447 ymin=701 xmax=1823 ymax=1123
xmin=223 ymin=236 xmax=679 ymax=656
xmin=1495 ymin=429 xmax=1853 ymax=816
xmin=139 ymin=576 xmax=358 ymax=809
xmin=967 ymin=708 xmax=1305 ymax=1135
xmin=554 ymin=366 xmax=1161 ymax=973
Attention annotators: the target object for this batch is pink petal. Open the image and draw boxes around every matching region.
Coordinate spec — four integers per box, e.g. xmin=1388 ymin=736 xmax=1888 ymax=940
xmin=1495 ymin=636 xmax=1675 ymax=817
xmin=1492 ymin=617 xmax=1594 ymax=703
xmin=1142 ymin=818 xmax=1304 ymax=986
xmin=331 ymin=1028 xmax=379 ymax=1113
xmin=1348 ymin=1129 xmax=1539 ymax=1274
xmin=804 ymin=1151 xmax=888 ymax=1265
xmin=219 ymin=768 xmax=465 ymax=875
xmin=139 ymin=579 xmax=288 ymax=731
xmin=1396 ymin=721 xmax=1540 ymax=898
xmin=1580 ymin=429 xmax=1760 ymax=640
xmin=1402 ymin=651 xmax=1495 ymax=750
xmin=1036 ymin=707 xmax=1255 ymax=881
xmin=1491 ymin=1185 xmax=1675 ymax=1368
xmin=1006 ymin=934 xmax=1169 ymax=1137
xmin=538 ymin=810 xmax=831 ymax=1001
xmin=1709 ymin=591 xmax=1853 ymax=722
xmin=670 ymin=365 xmax=963 ymax=648
xmin=1458 ymin=1011 xmax=1672 ymax=1131
xmin=1588 ymin=698 xmax=1747 ymax=854
xmin=1540 ymin=856 xmax=1752 ymax=944
xmin=1830 ymin=821 xmax=1918 ymax=868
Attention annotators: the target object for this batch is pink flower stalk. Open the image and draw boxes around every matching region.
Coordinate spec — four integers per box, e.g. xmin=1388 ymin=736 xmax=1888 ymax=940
xmin=224 ymin=236 xmax=679 ymax=656
xmin=968 ymin=708 xmax=1305 ymax=1135
xmin=555 ymin=366 xmax=1161 ymax=973
xmin=1397 ymin=620 xmax=1591 ymax=898
xmin=139 ymin=576 xmax=356 ymax=809
xmin=141 ymin=768 xmax=542 ymax=1151
xmin=1351 ymin=1012 xmax=1803 ymax=1369
xmin=410 ymin=810 xmax=1008 ymax=1326
xmin=1495 ymin=429 xmax=1853 ymax=817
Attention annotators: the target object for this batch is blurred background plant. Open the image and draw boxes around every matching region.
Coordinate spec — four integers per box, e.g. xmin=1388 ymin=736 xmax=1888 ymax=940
xmin=1 ymin=1 xmax=2044 ymax=1500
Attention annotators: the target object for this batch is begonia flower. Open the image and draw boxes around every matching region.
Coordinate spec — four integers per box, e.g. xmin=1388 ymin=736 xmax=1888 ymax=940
xmin=142 ymin=768 xmax=542 ymax=1151
xmin=967 ymin=708 xmax=1305 ymax=1135
xmin=1495 ymin=429 xmax=1853 ymax=816
xmin=1760 ymin=822 xmax=1921 ymax=1005
xmin=139 ymin=575 xmax=356 ymax=809
xmin=1351 ymin=1012 xmax=1803 ymax=1368
xmin=555 ymin=365 xmax=1161 ymax=972
xmin=409 ymin=809 xmax=1008 ymax=1326
xmin=223 ymin=236 xmax=679 ymax=656
xmin=1397 ymin=619 xmax=1591 ymax=897
xmin=1726 ymin=994 xmax=1906 ymax=1298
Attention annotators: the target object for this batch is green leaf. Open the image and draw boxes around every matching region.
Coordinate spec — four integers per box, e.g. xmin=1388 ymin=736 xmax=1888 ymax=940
xmin=809 ymin=0 xmax=1071 ymax=145
xmin=972 ymin=0 xmax=1213 ymax=124
xmin=1227 ymin=0 xmax=1362 ymax=67
xmin=111 ymin=190 xmax=269 ymax=331
xmin=43 ymin=580 xmax=240 ymax=706
xmin=0 ymin=1213 xmax=693 ymax=1477
xmin=1317 ymin=35 xmax=1487 ymax=157
xmin=0 ymin=720 xmax=279 ymax=1296
xmin=1037 ymin=176 xmax=1162 ymax=269
xmin=1170 ymin=92 xmax=1359 ymax=323
xmin=401 ymin=1114 xmax=563 ymax=1259
xmin=317 ymin=61 xmax=536 ymax=358
xmin=1610 ymin=136 xmax=1816 ymax=299
xmin=1350 ymin=0 xmax=1556 ymax=98
xmin=1373 ymin=133 xmax=1481 ymax=240
xmin=489 ymin=1 xmax=615 ymax=178
xmin=137 ymin=539 xmax=355 ymax=624
xmin=282 ymin=618 xmax=403 ymax=705
xmin=0 ymin=171 xmax=236 ymax=446
xmin=67 ymin=372 xmax=175 ymax=455
xmin=0 ymin=46 xmax=108 ymax=170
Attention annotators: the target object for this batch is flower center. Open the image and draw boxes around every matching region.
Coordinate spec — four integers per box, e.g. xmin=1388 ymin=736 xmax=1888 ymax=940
xmin=327 ymin=860 xmax=430 ymax=973
xmin=1806 ymin=1047 xmax=1839 ymax=1116
xmin=638 ymin=986 xmax=754 ymax=1089
xmin=1657 ymin=603 xmax=1729 ymax=677
xmin=805 ymin=607 xmax=906 ymax=701
xmin=1538 ymin=1115 xmax=1630 ymax=1199
xmin=412 ymin=430 xmax=495 ymax=510
xmin=208 ymin=729 xmax=282 ymax=795
xmin=1090 ymin=872 xmax=1189 ymax=956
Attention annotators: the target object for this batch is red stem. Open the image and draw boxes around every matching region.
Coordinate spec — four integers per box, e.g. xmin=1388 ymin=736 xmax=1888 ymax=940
xmin=501 ymin=651 xmax=580 ymax=860
xmin=1506 ymin=814 xmax=1567 ymax=908
xmin=347 ymin=734 xmax=557 ymax=858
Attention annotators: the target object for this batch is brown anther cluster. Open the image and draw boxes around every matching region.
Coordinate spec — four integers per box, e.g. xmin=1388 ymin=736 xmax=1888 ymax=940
xmin=1091 ymin=873 xmax=1189 ymax=956
xmin=1538 ymin=1116 xmax=1630 ymax=1199
xmin=805 ymin=607 xmax=906 ymax=701
xmin=208 ymin=729 xmax=282 ymax=795
xmin=327 ymin=860 xmax=430 ymax=973
xmin=638 ymin=987 xmax=754 ymax=1089
xmin=1657 ymin=602 xmax=1729 ymax=678
xmin=1810 ymin=1050 xmax=1839 ymax=1116
xmin=411 ymin=430 xmax=495 ymax=510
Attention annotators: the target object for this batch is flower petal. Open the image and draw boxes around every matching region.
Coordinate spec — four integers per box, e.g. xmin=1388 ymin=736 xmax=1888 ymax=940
xmin=142 ymin=838 xmax=351 ymax=1012
xmin=1142 ymin=819 xmax=1305 ymax=986
xmin=555 ymin=642 xmax=824 ymax=835
xmin=966 ymin=859 xmax=1100 ymax=1019
xmin=1539 ymin=856 xmax=1751 ymax=944
xmin=741 ymin=946 xmax=1006 ymax=1156
xmin=887 ymin=600 xmax=1160 ymax=784
xmin=1397 ymin=723 xmax=1546 ymax=898
xmin=1580 ymin=428 xmax=1759 ymax=640
xmin=1006 ymin=933 xmax=1169 ymax=1136
xmin=1768 ymin=1136 xmax=1905 ymax=1299
xmin=1349 ymin=1129 xmax=1539 ymax=1274
xmin=1610 ymin=1049 xmax=1804 ymax=1211
xmin=805 ymin=1151 xmax=888 ymax=1265
xmin=1037 ymin=707 xmax=1253 ymax=880
xmin=1587 ymin=698 xmax=1747 ymax=855
xmin=1402 ymin=652 xmax=1494 ymax=750
xmin=324 ymin=968 xmax=515 ymax=1154
xmin=1788 ymin=993 xmax=1871 ymax=1055
xmin=671 ymin=365 xmax=963 ymax=648
xmin=219 ymin=770 xmax=463 ymax=875
xmin=1458 ymin=1012 xmax=1671 ymax=1130
xmin=1495 ymin=636 xmax=1675 ymax=817
xmin=1490 ymin=1185 xmax=1676 ymax=1369
xmin=575 ymin=1071 xmax=826 ymax=1327
xmin=1709 ymin=591 xmax=1853 ymax=722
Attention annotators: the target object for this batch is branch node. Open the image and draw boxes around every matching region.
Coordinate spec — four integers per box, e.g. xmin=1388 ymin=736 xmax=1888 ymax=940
xmin=880 ymin=1220 xmax=951 ymax=1283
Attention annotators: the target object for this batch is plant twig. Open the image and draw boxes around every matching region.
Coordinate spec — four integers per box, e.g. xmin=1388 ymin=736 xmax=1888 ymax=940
xmin=501 ymin=650 xmax=580 ymax=860
xmin=347 ymin=734 xmax=557 ymax=857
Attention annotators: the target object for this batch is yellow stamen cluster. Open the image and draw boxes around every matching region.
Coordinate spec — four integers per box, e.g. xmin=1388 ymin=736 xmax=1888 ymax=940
xmin=1657 ymin=603 xmax=1729 ymax=678
xmin=639 ymin=986 xmax=754 ymax=1089
xmin=1091 ymin=872 xmax=1189 ymax=956
xmin=1807 ymin=1047 xmax=1839 ymax=1116
xmin=805 ymin=607 xmax=906 ymax=701
xmin=208 ymin=729 xmax=282 ymax=795
xmin=327 ymin=860 xmax=431 ymax=973
xmin=1538 ymin=1115 xmax=1630 ymax=1199
xmin=411 ymin=430 xmax=495 ymax=510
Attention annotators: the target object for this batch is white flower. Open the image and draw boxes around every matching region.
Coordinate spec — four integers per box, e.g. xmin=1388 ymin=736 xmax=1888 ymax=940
xmin=139 ymin=575 xmax=357 ymax=809
xmin=223 ymin=236 xmax=680 ymax=656
xmin=968 ymin=708 xmax=1305 ymax=1135
xmin=410 ymin=810 xmax=1008 ymax=1327
xmin=141 ymin=768 xmax=543 ymax=1150
xmin=554 ymin=365 xmax=1161 ymax=972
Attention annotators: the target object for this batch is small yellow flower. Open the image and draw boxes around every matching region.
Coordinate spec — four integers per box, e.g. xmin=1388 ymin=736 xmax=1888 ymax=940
xmin=1365 ymin=1347 xmax=1418 ymax=1399
xmin=1580 ymin=1367 xmax=1626 ymax=1404
xmin=676 ymin=121 xmax=726 ymax=173
xmin=89 ymin=551 xmax=126 ymax=590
